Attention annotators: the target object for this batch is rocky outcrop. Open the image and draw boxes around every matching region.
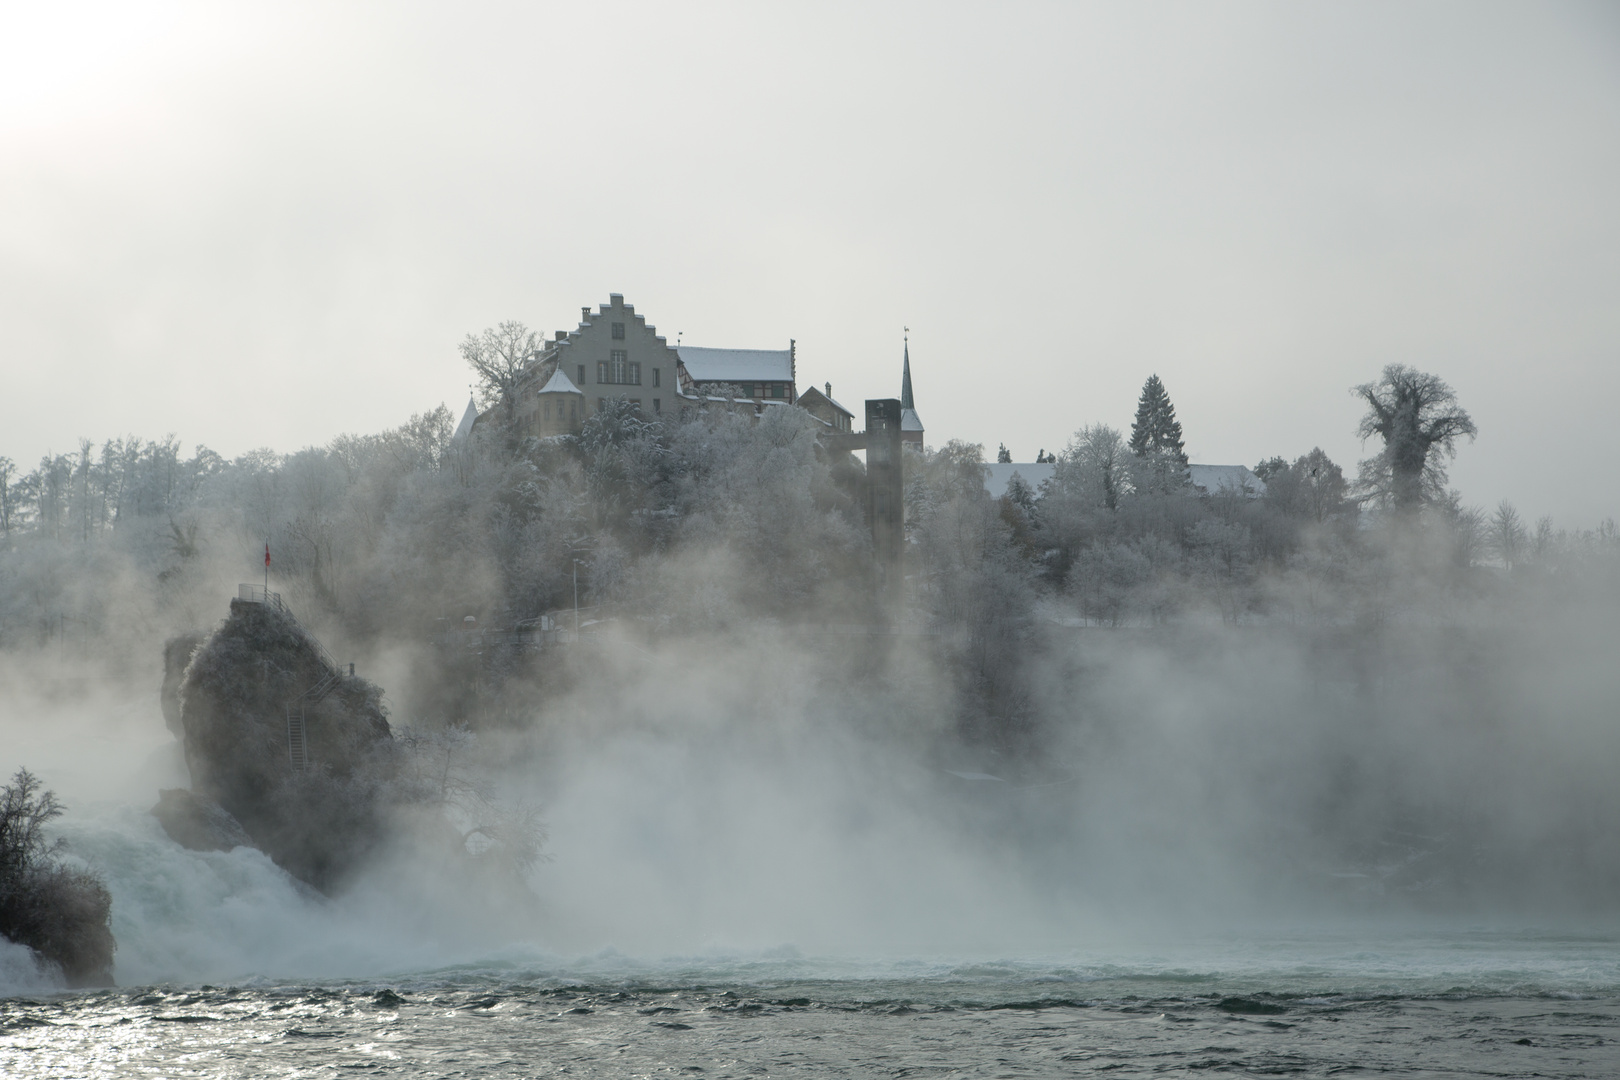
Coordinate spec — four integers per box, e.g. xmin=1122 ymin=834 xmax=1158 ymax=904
xmin=176 ymin=598 xmax=396 ymax=893
xmin=160 ymin=633 xmax=206 ymax=738
xmin=149 ymin=788 xmax=253 ymax=852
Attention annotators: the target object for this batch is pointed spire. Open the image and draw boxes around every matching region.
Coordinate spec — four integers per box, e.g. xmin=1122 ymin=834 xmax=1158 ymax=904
xmin=900 ymin=331 xmax=915 ymax=410
xmin=451 ymin=395 xmax=479 ymax=442
xmin=898 ymin=329 xmax=923 ymax=441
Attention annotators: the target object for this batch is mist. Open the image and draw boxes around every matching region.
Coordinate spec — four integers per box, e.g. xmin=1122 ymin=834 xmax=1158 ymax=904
xmin=2 ymin=374 xmax=1617 ymax=995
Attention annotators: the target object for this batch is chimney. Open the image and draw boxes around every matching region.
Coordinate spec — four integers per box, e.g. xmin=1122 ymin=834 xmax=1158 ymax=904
xmin=581 ymin=307 xmax=590 ymax=321
xmin=825 ymin=382 xmax=832 ymax=398
xmin=609 ymin=293 xmax=623 ymax=305
xmin=555 ymin=330 xmax=568 ymax=341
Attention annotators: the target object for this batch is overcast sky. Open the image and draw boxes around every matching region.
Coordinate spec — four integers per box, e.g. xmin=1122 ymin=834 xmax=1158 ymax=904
xmin=2 ymin=1 xmax=1616 ymax=524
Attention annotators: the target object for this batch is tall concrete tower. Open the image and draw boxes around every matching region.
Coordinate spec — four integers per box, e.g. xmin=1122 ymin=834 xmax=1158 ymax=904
xmin=865 ymin=398 xmax=905 ymax=594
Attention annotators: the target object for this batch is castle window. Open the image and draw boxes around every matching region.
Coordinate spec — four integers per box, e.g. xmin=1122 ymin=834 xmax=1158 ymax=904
xmin=652 ymin=368 xmax=660 ymax=387
xmin=653 ymin=397 xmax=661 ymax=414
xmin=612 ymin=322 xmax=625 ymax=340
xmin=577 ymin=364 xmax=586 ymax=385
xmin=771 ymin=384 xmax=783 ymax=398
xmin=597 ymin=350 xmax=641 ymax=385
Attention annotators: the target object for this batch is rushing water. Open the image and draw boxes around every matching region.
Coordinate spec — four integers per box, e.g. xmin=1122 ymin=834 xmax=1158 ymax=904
xmin=4 ymin=753 xmax=1619 ymax=1075
xmin=4 ymin=942 xmax=1619 ymax=1078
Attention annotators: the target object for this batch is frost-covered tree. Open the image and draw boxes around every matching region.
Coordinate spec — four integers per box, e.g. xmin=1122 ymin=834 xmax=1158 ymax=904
xmin=996 ymin=443 xmax=1012 ymax=464
xmin=0 ymin=456 xmax=14 ymax=538
xmin=1252 ymin=456 xmax=1290 ymax=485
xmin=1353 ymin=365 xmax=1476 ymax=515
xmin=1060 ymin=424 xmax=1129 ymax=513
xmin=460 ymin=321 xmax=545 ymax=432
xmin=0 ymin=769 xmax=114 ymax=986
xmin=1128 ymin=375 xmax=1188 ymax=494
xmin=1436 ymin=492 xmax=1489 ymax=568
xmin=1488 ymin=500 xmax=1527 ymax=571
xmin=1264 ymin=448 xmax=1350 ymax=525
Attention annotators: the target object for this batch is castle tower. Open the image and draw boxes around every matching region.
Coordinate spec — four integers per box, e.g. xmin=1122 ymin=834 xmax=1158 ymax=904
xmin=532 ymin=364 xmax=585 ymax=436
xmin=899 ymin=334 xmax=924 ymax=444
xmin=865 ymin=397 xmax=905 ymax=602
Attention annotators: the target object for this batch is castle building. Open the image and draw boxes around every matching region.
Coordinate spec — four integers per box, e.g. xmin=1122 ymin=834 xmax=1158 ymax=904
xmin=797 ymin=383 xmax=856 ymax=433
xmin=488 ymin=294 xmax=797 ymax=439
xmin=676 ymin=346 xmax=796 ymax=403
xmin=472 ymin=295 xmax=929 ymax=459
xmin=530 ymin=364 xmax=585 ymax=437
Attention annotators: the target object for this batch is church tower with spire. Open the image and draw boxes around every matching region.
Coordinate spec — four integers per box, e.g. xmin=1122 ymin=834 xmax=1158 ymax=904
xmin=899 ymin=332 xmax=924 ymax=445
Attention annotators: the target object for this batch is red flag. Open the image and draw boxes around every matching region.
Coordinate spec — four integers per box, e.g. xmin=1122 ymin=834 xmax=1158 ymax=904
xmin=264 ymin=543 xmax=271 ymax=568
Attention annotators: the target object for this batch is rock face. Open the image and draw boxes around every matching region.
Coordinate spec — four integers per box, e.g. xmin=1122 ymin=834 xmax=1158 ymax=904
xmin=177 ymin=598 xmax=395 ymax=893
xmin=149 ymin=789 xmax=253 ymax=852
xmin=160 ymin=634 xmax=206 ymax=738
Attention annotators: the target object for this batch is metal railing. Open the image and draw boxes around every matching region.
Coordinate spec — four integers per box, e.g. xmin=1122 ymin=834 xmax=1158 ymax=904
xmin=238 ymin=584 xmax=339 ymax=675
xmin=239 ymin=583 xmax=289 ymax=615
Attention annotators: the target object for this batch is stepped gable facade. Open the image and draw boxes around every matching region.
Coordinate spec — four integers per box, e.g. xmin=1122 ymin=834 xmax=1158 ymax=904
xmin=505 ymin=293 xmax=679 ymax=435
xmin=486 ymin=294 xmax=800 ymax=440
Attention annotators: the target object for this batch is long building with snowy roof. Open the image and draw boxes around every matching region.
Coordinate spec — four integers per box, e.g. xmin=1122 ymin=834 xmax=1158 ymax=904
xmin=675 ymin=346 xmax=796 ymax=403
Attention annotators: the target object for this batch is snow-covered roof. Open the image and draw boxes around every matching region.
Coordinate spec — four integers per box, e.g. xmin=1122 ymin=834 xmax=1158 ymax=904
xmin=982 ymin=462 xmax=1055 ymax=499
xmin=800 ymin=386 xmax=853 ymax=417
xmin=1188 ymin=464 xmax=1266 ymax=498
xmin=451 ymin=397 xmax=479 ymax=442
xmin=536 ymin=365 xmax=582 ymax=395
xmin=676 ymin=346 xmax=793 ymax=383
xmin=900 ymin=407 xmax=924 ymax=432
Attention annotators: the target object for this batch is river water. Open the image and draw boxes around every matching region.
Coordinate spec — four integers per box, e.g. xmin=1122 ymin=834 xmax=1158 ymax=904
xmin=5 ymin=928 xmax=1619 ymax=1077
xmin=4 ymin=737 xmax=1619 ymax=1075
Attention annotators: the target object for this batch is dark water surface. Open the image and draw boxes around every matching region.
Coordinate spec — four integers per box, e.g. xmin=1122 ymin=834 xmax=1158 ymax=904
xmin=5 ymin=946 xmax=1619 ymax=1078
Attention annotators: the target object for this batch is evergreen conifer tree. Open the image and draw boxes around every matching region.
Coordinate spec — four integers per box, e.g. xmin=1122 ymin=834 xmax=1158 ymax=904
xmin=1128 ymin=375 xmax=1188 ymax=493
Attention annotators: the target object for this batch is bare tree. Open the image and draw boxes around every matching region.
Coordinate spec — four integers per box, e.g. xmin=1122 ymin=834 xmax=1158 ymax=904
xmin=1265 ymin=448 xmax=1350 ymax=524
xmin=1488 ymin=500 xmax=1527 ymax=571
xmin=0 ymin=769 xmax=115 ymax=986
xmin=1353 ymin=365 xmax=1476 ymax=515
xmin=0 ymin=456 xmax=13 ymax=538
xmin=1056 ymin=424 xmax=1129 ymax=512
xmin=1438 ymin=494 xmax=1488 ymax=568
xmin=460 ymin=321 xmax=545 ymax=432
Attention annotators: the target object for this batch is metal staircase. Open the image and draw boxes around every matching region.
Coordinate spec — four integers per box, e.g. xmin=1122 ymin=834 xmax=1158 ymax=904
xmin=287 ymin=667 xmax=341 ymax=769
